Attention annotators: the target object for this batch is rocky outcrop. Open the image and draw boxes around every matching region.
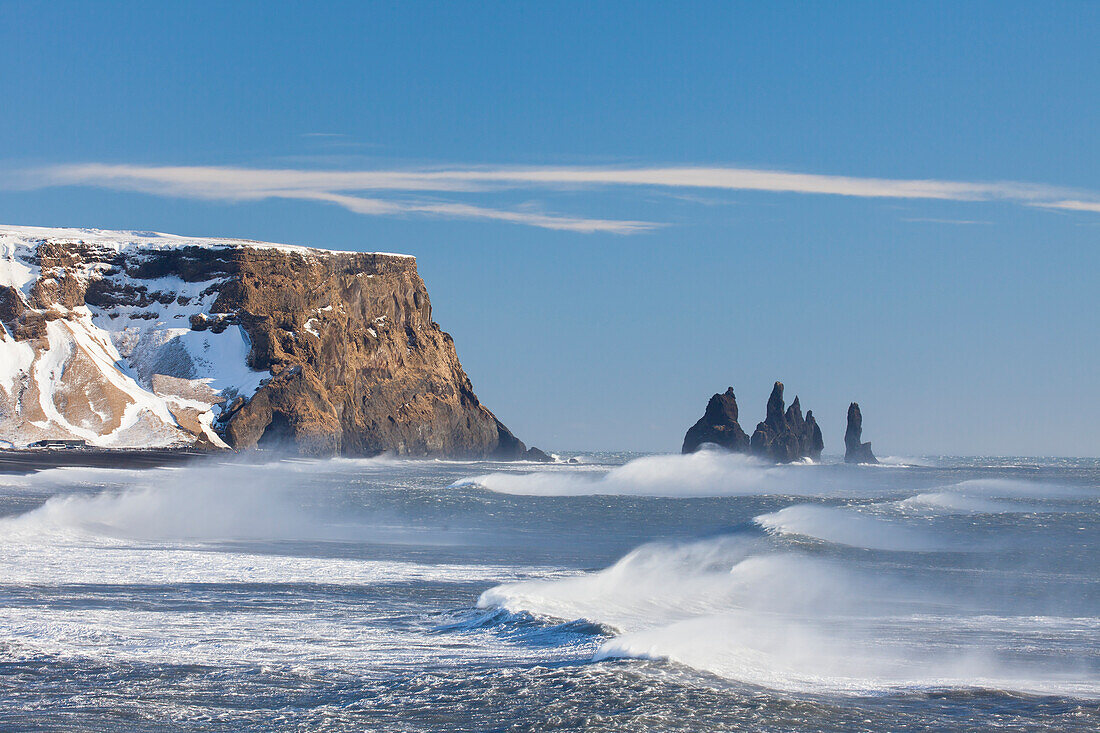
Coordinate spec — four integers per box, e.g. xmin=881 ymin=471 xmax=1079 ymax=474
xmin=844 ymin=402 xmax=877 ymax=464
xmin=749 ymin=382 xmax=823 ymax=463
xmin=522 ymin=446 xmax=553 ymax=462
xmin=0 ymin=226 xmax=542 ymax=458
xmin=490 ymin=419 xmax=550 ymax=461
xmin=682 ymin=381 xmax=822 ymax=463
xmin=681 ymin=387 xmax=750 ymax=453
xmin=209 ymin=247 xmax=524 ymax=457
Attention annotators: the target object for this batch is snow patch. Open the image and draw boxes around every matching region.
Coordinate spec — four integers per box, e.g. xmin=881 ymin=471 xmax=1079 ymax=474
xmin=0 ymin=224 xmax=413 ymax=258
xmin=0 ymin=226 xmax=311 ymax=447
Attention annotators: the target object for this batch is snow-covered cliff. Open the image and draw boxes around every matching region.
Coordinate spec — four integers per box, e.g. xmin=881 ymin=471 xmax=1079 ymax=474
xmin=0 ymin=225 xmax=532 ymax=456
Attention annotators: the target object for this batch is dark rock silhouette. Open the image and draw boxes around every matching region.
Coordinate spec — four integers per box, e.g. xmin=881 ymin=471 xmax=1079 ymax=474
xmin=750 ymin=382 xmax=823 ymax=463
xmin=524 ymin=446 xmax=553 ymax=462
xmin=681 ymin=387 xmax=750 ymax=454
xmin=491 ymin=420 xmax=550 ymax=461
xmin=844 ymin=402 xmax=878 ymax=464
xmin=805 ymin=409 xmax=825 ymax=460
xmin=682 ymin=382 xmax=822 ymax=463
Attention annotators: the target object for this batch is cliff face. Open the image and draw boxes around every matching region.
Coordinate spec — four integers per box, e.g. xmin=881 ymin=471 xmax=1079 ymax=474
xmin=0 ymin=226 xmax=533 ymax=457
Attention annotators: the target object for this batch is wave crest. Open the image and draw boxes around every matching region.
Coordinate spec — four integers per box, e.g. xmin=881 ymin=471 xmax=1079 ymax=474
xmin=459 ymin=450 xmax=876 ymax=498
xmin=479 ymin=532 xmax=1100 ymax=696
xmin=754 ymin=504 xmax=953 ymax=551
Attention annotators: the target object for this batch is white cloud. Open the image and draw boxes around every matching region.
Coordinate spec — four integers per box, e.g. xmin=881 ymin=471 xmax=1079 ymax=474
xmin=1037 ymin=199 xmax=1100 ymax=213
xmin=10 ymin=162 xmax=1100 ymax=233
xmin=289 ymin=190 xmax=654 ymax=234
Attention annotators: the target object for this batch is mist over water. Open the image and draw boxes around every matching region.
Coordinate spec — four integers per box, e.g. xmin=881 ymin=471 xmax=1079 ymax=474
xmin=1 ymin=452 xmax=1097 ymax=730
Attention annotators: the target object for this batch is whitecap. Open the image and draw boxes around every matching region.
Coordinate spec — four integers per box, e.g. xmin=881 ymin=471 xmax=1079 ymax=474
xmin=754 ymin=503 xmax=952 ymax=551
xmin=459 ymin=450 xmax=879 ymax=498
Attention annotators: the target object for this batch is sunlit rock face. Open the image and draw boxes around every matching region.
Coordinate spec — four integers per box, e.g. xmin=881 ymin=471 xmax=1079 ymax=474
xmin=0 ymin=225 xmax=529 ymax=457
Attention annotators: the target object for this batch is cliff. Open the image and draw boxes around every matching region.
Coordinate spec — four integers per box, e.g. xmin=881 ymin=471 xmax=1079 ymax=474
xmin=844 ymin=402 xmax=877 ymax=464
xmin=0 ymin=225 xmax=539 ymax=458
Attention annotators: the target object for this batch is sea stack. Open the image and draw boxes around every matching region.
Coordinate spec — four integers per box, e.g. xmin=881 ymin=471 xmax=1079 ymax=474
xmin=844 ymin=402 xmax=878 ymax=464
xmin=682 ymin=382 xmax=822 ymax=463
xmin=749 ymin=382 xmax=824 ymax=463
xmin=681 ymin=387 xmax=750 ymax=453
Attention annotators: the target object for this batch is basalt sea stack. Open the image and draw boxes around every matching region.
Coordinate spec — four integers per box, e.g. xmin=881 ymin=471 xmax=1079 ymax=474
xmin=0 ymin=225 xmax=545 ymax=459
xmin=682 ymin=381 xmax=823 ymax=463
xmin=844 ymin=402 xmax=878 ymax=464
xmin=749 ymin=382 xmax=824 ymax=463
xmin=681 ymin=387 xmax=751 ymax=454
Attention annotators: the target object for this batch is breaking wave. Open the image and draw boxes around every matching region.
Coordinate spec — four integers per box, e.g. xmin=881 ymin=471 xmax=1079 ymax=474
xmin=479 ymin=536 xmax=873 ymax=632
xmin=0 ymin=455 xmax=420 ymax=544
xmin=754 ymin=503 xmax=954 ymax=551
xmin=946 ymin=477 xmax=1097 ymax=500
xmin=893 ymin=478 xmax=1095 ymax=515
xmin=478 ymin=534 xmax=1100 ymax=696
xmin=592 ymin=611 xmax=1100 ymax=697
xmin=459 ymin=450 xmax=879 ymax=498
xmin=873 ymin=455 xmax=934 ymax=467
xmin=898 ymin=492 xmax=1039 ymax=514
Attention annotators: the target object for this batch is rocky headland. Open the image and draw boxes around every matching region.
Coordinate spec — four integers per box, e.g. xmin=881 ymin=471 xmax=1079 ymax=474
xmin=0 ymin=225 xmax=546 ymax=459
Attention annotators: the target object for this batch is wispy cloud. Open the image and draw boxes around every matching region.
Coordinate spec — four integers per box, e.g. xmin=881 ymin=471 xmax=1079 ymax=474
xmin=10 ymin=162 xmax=1100 ymax=233
xmin=1037 ymin=199 xmax=1100 ymax=213
xmin=287 ymin=191 xmax=654 ymax=234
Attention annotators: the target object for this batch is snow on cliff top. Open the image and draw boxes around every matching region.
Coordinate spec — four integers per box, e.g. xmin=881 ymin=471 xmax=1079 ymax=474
xmin=0 ymin=225 xmax=414 ymax=259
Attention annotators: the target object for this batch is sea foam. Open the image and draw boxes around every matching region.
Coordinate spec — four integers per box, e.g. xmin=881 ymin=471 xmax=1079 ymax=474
xmin=460 ymin=449 xmax=880 ymax=498
xmin=754 ymin=503 xmax=953 ymax=551
xmin=480 ymin=532 xmax=1100 ymax=696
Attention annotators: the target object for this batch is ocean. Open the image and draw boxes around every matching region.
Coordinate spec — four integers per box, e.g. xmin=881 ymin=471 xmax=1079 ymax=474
xmin=0 ymin=451 xmax=1097 ymax=731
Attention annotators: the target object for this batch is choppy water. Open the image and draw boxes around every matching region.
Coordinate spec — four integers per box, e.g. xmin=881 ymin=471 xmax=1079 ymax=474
xmin=0 ymin=451 xmax=1097 ymax=731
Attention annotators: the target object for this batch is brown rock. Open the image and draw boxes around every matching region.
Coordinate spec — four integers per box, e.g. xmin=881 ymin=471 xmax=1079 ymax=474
xmin=0 ymin=285 xmax=25 ymax=334
xmin=201 ymin=248 xmax=529 ymax=457
xmin=0 ymin=233 xmax=532 ymax=457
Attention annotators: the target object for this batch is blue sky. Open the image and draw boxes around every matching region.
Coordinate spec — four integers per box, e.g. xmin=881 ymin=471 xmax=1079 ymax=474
xmin=1 ymin=1 xmax=1097 ymax=455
